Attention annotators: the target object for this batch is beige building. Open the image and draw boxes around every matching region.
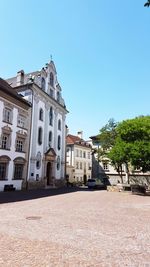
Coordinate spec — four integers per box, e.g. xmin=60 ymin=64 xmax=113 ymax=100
xmin=66 ymin=132 xmax=92 ymax=184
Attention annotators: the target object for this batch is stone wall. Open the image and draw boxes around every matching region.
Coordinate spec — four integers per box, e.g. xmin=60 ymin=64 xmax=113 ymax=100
xmin=104 ymin=174 xmax=150 ymax=186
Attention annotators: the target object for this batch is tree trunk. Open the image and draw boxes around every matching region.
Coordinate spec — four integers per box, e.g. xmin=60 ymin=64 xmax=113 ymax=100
xmin=125 ymin=163 xmax=129 ymax=184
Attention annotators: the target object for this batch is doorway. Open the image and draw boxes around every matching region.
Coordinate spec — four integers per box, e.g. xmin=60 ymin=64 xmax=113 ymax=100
xmin=46 ymin=162 xmax=52 ymax=185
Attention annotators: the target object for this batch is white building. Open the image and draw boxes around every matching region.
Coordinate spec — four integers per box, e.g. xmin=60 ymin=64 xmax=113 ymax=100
xmin=90 ymin=135 xmax=150 ymax=186
xmin=66 ymin=132 xmax=92 ymax=184
xmin=0 ymin=78 xmax=31 ymax=191
xmin=7 ymin=60 xmax=68 ymax=189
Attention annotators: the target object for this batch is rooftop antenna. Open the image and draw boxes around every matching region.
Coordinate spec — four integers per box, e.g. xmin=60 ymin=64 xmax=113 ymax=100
xmin=50 ymin=54 xmax=53 ymax=61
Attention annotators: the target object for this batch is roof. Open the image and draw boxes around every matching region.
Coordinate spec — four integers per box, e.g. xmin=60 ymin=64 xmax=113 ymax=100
xmin=0 ymin=78 xmax=31 ymax=107
xmin=66 ymin=134 xmax=91 ymax=148
xmin=6 ymin=71 xmax=40 ymax=88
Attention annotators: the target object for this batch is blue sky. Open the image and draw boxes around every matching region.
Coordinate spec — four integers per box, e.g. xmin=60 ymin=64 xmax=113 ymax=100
xmin=1 ymin=0 xmax=150 ymax=140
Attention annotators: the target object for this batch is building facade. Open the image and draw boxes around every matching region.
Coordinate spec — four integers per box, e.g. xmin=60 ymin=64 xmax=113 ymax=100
xmin=0 ymin=78 xmax=31 ymax=191
xmin=7 ymin=60 xmax=68 ymax=189
xmin=90 ymin=135 xmax=150 ymax=186
xmin=66 ymin=132 xmax=92 ymax=184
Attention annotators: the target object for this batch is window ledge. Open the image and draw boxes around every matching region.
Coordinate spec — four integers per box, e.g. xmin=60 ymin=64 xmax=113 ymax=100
xmin=12 ymin=178 xmax=23 ymax=180
xmin=17 ymin=125 xmax=28 ymax=130
xmin=2 ymin=120 xmax=12 ymax=125
xmin=0 ymin=148 xmax=11 ymax=150
xmin=15 ymin=150 xmax=25 ymax=153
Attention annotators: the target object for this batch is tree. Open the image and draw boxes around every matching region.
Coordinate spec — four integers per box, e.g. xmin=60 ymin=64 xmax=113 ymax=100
xmin=144 ymin=0 xmax=150 ymax=7
xmin=108 ymin=116 xmax=150 ymax=183
xmin=97 ymin=118 xmax=117 ymax=151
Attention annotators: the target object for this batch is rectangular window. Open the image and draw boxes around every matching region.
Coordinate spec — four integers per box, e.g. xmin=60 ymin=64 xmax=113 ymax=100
xmin=17 ymin=115 xmax=26 ymax=128
xmin=76 ymin=149 xmax=79 ymax=157
xmin=1 ymin=134 xmax=9 ymax=149
xmin=88 ymin=163 xmax=91 ymax=170
xmin=83 ymin=152 xmax=86 ymax=158
xmin=88 ymin=152 xmax=90 ymax=159
xmin=0 ymin=163 xmax=7 ymax=180
xmin=80 ymin=162 xmax=82 ymax=169
xmin=3 ymin=108 xmax=12 ymax=123
xmin=80 ymin=150 xmax=82 ymax=158
xmin=14 ymin=164 xmax=23 ymax=179
xmin=16 ymin=139 xmax=24 ymax=152
xmin=103 ymin=162 xmax=109 ymax=171
xmin=76 ymin=162 xmax=79 ymax=169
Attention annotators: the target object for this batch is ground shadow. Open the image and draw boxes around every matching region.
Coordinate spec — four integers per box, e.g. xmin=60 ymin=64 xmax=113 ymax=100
xmin=0 ymin=186 xmax=95 ymax=204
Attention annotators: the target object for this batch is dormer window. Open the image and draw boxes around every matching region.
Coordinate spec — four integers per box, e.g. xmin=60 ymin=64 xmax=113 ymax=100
xmin=41 ymin=77 xmax=45 ymax=91
xmin=50 ymin=72 xmax=54 ymax=87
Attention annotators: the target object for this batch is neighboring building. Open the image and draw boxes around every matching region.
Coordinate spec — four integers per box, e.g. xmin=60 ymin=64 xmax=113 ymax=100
xmin=66 ymin=131 xmax=92 ymax=184
xmin=0 ymin=78 xmax=31 ymax=191
xmin=90 ymin=135 xmax=150 ymax=185
xmin=89 ymin=135 xmax=119 ymax=185
xmin=7 ymin=60 xmax=68 ymax=189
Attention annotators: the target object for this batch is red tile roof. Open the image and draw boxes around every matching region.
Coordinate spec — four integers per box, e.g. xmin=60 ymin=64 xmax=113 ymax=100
xmin=66 ymin=134 xmax=81 ymax=144
xmin=66 ymin=134 xmax=91 ymax=148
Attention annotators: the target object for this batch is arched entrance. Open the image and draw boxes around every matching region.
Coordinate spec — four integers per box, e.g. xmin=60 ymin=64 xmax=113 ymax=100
xmin=46 ymin=162 xmax=52 ymax=185
xmin=45 ymin=148 xmax=56 ymax=187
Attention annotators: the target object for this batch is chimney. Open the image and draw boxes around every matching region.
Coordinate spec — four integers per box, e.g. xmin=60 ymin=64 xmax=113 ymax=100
xmin=77 ymin=131 xmax=83 ymax=139
xmin=65 ymin=125 xmax=69 ymax=136
xmin=17 ymin=70 xmax=24 ymax=86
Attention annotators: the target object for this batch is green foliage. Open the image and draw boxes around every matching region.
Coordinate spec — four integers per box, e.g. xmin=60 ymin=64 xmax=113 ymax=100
xmin=98 ymin=118 xmax=117 ymax=151
xmin=144 ymin=0 xmax=150 ymax=7
xmin=109 ymin=116 xmax=150 ymax=172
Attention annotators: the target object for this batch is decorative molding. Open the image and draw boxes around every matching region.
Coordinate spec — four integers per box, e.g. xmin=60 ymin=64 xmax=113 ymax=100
xmin=3 ymin=101 xmax=14 ymax=110
xmin=18 ymin=108 xmax=28 ymax=117
xmin=34 ymin=93 xmax=40 ymax=104
xmin=16 ymin=130 xmax=27 ymax=138
xmin=2 ymin=125 xmax=12 ymax=133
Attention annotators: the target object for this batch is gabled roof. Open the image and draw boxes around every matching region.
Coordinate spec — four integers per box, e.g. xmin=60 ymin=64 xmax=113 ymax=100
xmin=0 ymin=78 xmax=31 ymax=107
xmin=66 ymin=134 xmax=81 ymax=145
xmin=66 ymin=134 xmax=91 ymax=148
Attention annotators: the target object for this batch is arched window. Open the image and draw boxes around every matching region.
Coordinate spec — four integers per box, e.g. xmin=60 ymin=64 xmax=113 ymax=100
xmin=57 ymin=135 xmax=61 ymax=150
xmin=38 ymin=127 xmax=43 ymax=145
xmin=57 ymin=156 xmax=60 ymax=170
xmin=49 ymin=107 xmax=53 ymax=126
xmin=58 ymin=119 xmax=61 ymax=130
xmin=36 ymin=152 xmax=41 ymax=169
xmin=50 ymin=72 xmax=54 ymax=87
xmin=39 ymin=108 xmax=43 ymax=121
xmin=41 ymin=77 xmax=45 ymax=91
xmin=48 ymin=131 xmax=52 ymax=147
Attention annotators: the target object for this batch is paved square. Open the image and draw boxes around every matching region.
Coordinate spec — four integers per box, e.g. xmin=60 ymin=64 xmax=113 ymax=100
xmin=0 ymin=190 xmax=150 ymax=266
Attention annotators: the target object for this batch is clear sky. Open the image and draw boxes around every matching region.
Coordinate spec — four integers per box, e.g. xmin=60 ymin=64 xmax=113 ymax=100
xmin=1 ymin=0 xmax=150 ymax=140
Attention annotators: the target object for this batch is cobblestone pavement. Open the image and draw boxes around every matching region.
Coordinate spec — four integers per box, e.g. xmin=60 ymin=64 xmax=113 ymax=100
xmin=0 ymin=189 xmax=150 ymax=267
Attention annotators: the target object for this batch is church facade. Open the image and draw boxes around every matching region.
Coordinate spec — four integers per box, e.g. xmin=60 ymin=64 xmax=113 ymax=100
xmin=7 ymin=60 xmax=68 ymax=189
